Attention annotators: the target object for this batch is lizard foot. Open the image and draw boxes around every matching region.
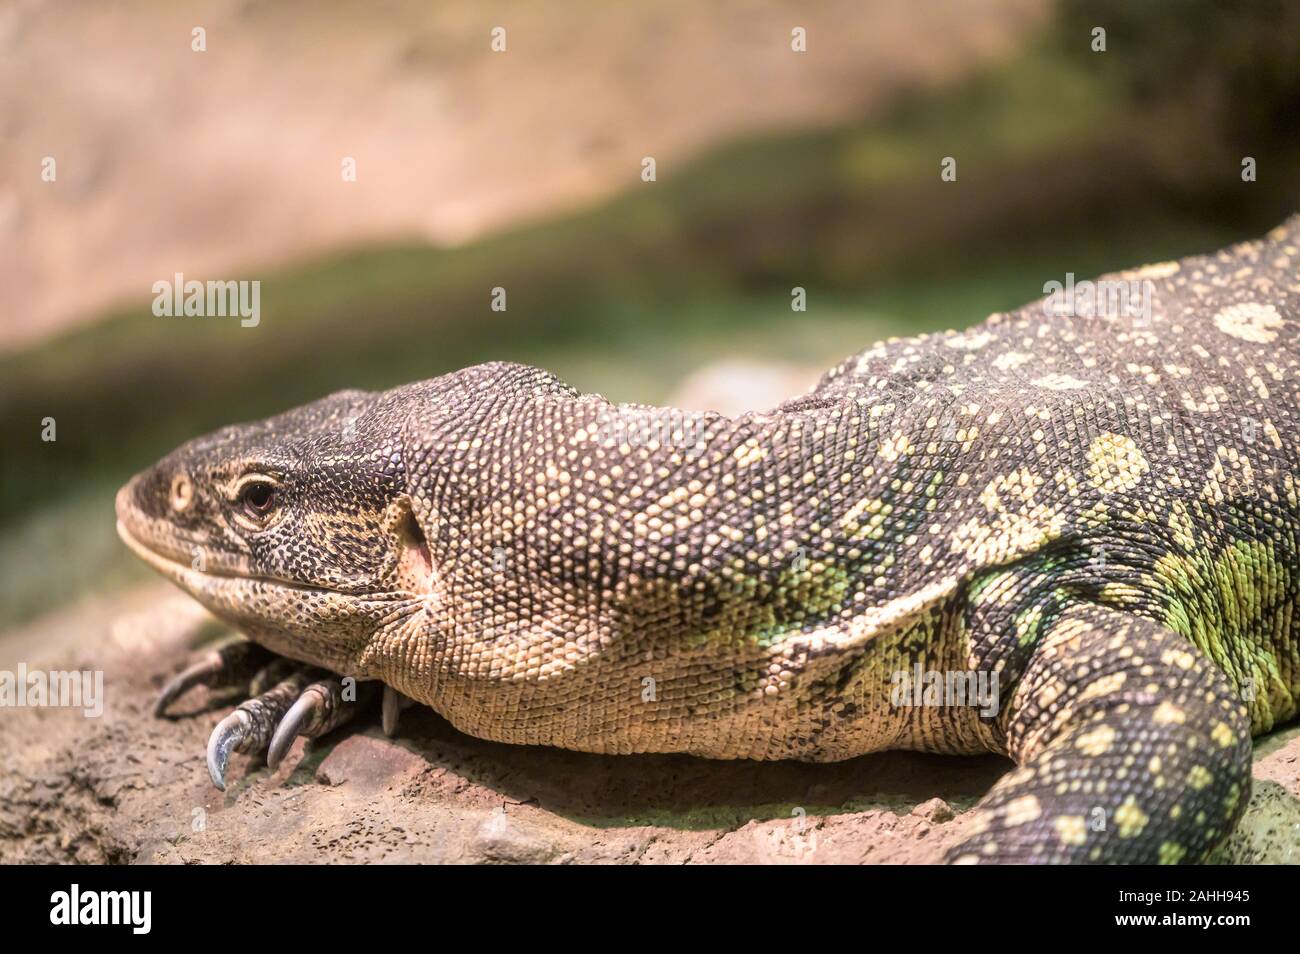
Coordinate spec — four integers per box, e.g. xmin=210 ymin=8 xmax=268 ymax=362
xmin=207 ymin=666 xmax=319 ymax=790
xmin=156 ymin=640 xmax=381 ymax=790
xmin=946 ymin=603 xmax=1251 ymax=864
xmin=267 ymin=677 xmax=379 ymax=771
xmin=206 ymin=670 xmax=380 ymax=790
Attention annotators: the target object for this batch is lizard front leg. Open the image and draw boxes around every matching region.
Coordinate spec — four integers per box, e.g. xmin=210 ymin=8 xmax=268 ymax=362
xmin=155 ymin=639 xmax=378 ymax=789
xmin=948 ymin=603 xmax=1252 ymax=864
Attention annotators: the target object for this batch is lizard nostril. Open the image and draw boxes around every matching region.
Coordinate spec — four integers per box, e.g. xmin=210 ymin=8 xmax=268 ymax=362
xmin=169 ymin=473 xmax=194 ymax=512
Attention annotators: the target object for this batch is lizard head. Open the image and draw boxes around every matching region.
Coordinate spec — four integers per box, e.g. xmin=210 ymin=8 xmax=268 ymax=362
xmin=115 ymin=388 xmax=434 ymax=671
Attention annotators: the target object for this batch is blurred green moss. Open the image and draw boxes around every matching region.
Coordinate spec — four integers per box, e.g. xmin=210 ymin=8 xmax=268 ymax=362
xmin=1060 ymin=0 xmax=1300 ymax=152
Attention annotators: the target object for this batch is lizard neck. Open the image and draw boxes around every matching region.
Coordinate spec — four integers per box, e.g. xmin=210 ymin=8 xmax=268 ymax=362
xmin=387 ymin=386 xmax=977 ymax=756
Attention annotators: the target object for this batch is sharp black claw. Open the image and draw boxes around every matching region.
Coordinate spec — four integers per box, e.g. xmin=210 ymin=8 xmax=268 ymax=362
xmin=382 ymin=685 xmax=401 ymax=737
xmin=201 ymin=672 xmax=374 ymax=788
xmin=154 ymin=651 xmax=222 ymax=717
xmin=207 ymin=710 xmax=250 ymax=791
xmin=267 ymin=692 xmax=320 ymax=771
xmin=155 ymin=640 xmax=280 ymax=718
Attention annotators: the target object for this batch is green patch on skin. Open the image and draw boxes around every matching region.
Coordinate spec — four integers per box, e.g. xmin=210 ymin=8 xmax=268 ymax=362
xmin=631 ymin=561 xmax=853 ymax=652
xmin=1015 ymin=605 xmax=1045 ymax=646
xmin=772 ymin=562 xmax=853 ymax=622
xmin=705 ymin=561 xmax=852 ymax=649
xmin=1152 ymin=539 xmax=1295 ymax=730
xmin=969 ymin=569 xmax=1014 ymax=607
xmin=924 ymin=472 xmax=945 ymax=498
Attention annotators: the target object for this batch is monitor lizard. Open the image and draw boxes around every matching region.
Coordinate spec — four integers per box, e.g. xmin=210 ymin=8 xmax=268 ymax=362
xmin=116 ymin=217 xmax=1300 ymax=863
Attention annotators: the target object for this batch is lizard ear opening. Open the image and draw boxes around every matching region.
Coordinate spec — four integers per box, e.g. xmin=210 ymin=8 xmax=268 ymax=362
xmin=387 ymin=497 xmax=434 ymax=594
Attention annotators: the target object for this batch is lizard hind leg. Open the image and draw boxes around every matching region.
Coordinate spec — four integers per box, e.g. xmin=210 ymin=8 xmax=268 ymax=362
xmin=947 ymin=603 xmax=1252 ymax=864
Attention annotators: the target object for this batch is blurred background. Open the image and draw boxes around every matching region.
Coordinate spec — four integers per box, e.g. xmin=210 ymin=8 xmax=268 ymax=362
xmin=2 ymin=0 xmax=1299 ymax=630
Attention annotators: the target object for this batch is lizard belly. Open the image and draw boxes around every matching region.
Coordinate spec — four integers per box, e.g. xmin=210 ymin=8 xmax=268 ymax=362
xmin=390 ymin=584 xmax=998 ymax=761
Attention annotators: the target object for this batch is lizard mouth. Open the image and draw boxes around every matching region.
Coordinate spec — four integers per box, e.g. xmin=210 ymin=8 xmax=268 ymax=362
xmin=115 ymin=478 xmax=429 ymax=655
xmin=116 ymin=515 xmax=252 ymax=592
xmin=114 ymin=482 xmax=316 ymax=602
xmin=115 ymin=484 xmax=420 ymax=606
xmin=115 ymin=478 xmax=322 ymax=594
xmin=116 ymin=516 xmax=350 ymax=599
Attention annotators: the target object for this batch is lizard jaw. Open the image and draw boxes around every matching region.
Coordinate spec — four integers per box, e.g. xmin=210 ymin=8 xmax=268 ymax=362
xmin=116 ymin=512 xmax=417 ymax=678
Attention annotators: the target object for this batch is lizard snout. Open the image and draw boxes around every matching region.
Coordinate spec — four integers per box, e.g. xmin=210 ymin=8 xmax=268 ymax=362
xmin=115 ymin=467 xmax=213 ymax=572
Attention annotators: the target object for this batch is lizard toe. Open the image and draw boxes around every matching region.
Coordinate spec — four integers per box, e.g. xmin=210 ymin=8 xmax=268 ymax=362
xmin=154 ymin=638 xmax=277 ymax=717
xmin=267 ymin=678 xmax=375 ymax=771
xmin=156 ymin=653 xmax=225 ymax=718
xmin=206 ymin=710 xmax=251 ymax=791
xmin=202 ymin=667 xmax=319 ymax=790
xmin=380 ymin=684 xmax=414 ymax=738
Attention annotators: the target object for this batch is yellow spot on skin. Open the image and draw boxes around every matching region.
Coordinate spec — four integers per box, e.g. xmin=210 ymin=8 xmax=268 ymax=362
xmin=1154 ymin=701 xmax=1186 ymax=725
xmin=838 ymin=496 xmax=885 ymax=530
xmin=945 ymin=331 xmax=993 ymax=351
xmin=1087 ymin=433 xmax=1150 ymax=493
xmin=1130 ymin=260 xmax=1180 ymax=280
xmin=1034 ymin=373 xmax=1089 ymax=391
xmin=1161 ymin=649 xmax=1197 ymax=671
xmin=1211 ymin=722 xmax=1235 ymax=748
xmin=878 ymin=432 xmax=913 ymax=463
xmin=1187 ymin=765 xmax=1213 ymax=790
xmin=1054 ymin=815 xmax=1088 ymax=846
xmin=1158 ymin=842 xmax=1187 ymax=864
xmin=1036 ymin=680 xmax=1063 ymax=710
xmin=732 ymin=440 xmax=767 ymax=467
xmin=994 ymin=351 xmax=1032 ymax=370
xmin=1002 ymin=795 xmax=1042 ymax=827
xmin=979 ymin=468 xmax=1043 ymax=510
xmin=1213 ymin=302 xmax=1283 ymax=343
xmin=1076 ymin=724 xmax=1116 ymax=757
xmin=1115 ymin=797 xmax=1150 ymax=838
xmin=1078 ymin=671 xmax=1127 ymax=702
xmin=1015 ymin=605 xmax=1044 ymax=646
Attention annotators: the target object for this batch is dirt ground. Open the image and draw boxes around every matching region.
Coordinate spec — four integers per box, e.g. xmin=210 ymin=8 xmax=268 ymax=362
xmin=2 ymin=576 xmax=1298 ymax=865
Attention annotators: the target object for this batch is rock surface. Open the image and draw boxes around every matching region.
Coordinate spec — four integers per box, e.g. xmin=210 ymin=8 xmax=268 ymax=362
xmin=0 ymin=582 xmax=1296 ymax=864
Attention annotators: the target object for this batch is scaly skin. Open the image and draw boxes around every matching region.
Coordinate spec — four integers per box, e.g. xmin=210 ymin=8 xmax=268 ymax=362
xmin=117 ymin=218 xmax=1300 ymax=862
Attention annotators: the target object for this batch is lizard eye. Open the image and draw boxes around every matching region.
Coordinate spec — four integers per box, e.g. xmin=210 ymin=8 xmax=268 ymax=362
xmin=236 ymin=479 xmax=279 ymax=522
